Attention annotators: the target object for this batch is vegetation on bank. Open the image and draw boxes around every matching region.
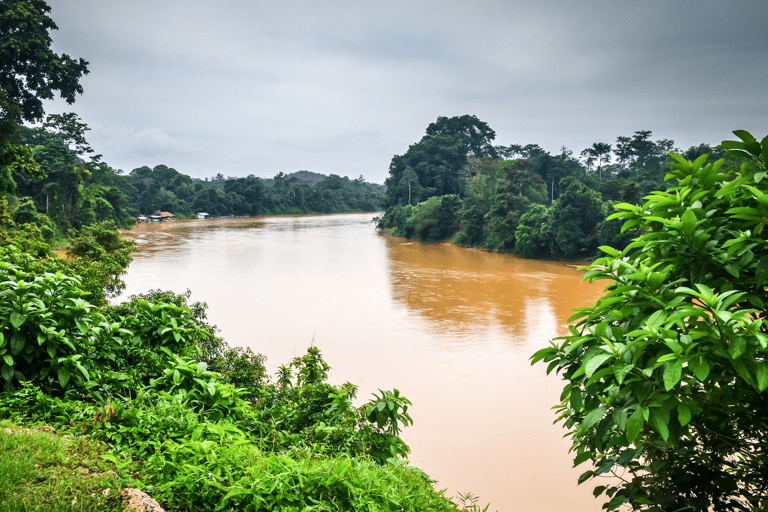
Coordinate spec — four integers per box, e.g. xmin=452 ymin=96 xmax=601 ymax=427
xmin=533 ymin=130 xmax=768 ymax=510
xmin=377 ymin=115 xmax=740 ymax=260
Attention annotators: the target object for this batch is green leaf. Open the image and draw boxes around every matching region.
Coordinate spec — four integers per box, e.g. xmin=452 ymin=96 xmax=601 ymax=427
xmin=10 ymin=333 xmax=24 ymax=356
xmin=10 ymin=312 xmax=27 ymax=329
xmin=0 ymin=364 xmax=12 ymax=382
xmin=582 ymin=407 xmax=606 ymax=430
xmin=756 ymin=363 xmax=768 ymax=392
xmin=731 ymin=357 xmax=755 ymax=386
xmin=689 ymin=356 xmax=710 ymax=381
xmin=626 ymin=408 xmax=644 ymax=443
xmin=572 ymin=451 xmax=593 ymax=466
xmin=577 ymin=470 xmax=594 ymax=485
xmin=58 ymin=367 xmax=71 ymax=388
xmin=646 ymin=310 xmax=666 ymax=330
xmin=570 ymin=388 xmax=583 ymax=412
xmin=2 ymin=354 xmax=12 ymax=367
xmin=677 ymin=404 xmax=692 ymax=426
xmin=681 ymin=209 xmax=697 ymax=238
xmin=650 ymin=409 xmax=670 ymax=442
xmin=614 ymin=364 xmax=633 ymax=385
xmin=729 ymin=338 xmax=747 ymax=359
xmin=585 ymin=353 xmax=612 ymax=379
xmin=663 ymin=360 xmax=683 ymax=391
xmin=733 ymin=129 xmax=757 ymax=143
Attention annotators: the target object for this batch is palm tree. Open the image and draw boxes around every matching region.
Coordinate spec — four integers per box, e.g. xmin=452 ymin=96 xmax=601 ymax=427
xmin=590 ymin=142 xmax=612 ymax=181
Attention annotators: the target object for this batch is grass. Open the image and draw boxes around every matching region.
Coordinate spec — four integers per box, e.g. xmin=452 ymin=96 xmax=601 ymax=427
xmin=0 ymin=420 xmax=128 ymax=512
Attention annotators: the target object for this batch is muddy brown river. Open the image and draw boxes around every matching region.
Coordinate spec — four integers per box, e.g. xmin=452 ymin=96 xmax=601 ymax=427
xmin=120 ymin=213 xmax=607 ymax=511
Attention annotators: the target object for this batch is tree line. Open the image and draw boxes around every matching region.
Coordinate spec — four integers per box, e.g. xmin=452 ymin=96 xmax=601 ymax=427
xmin=377 ymin=114 xmax=736 ymax=260
xmin=4 ymin=114 xmax=385 ymax=240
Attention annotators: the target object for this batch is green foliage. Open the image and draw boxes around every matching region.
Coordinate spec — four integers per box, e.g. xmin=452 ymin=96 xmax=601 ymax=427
xmin=66 ymin=220 xmax=134 ymax=305
xmin=0 ymin=0 xmax=89 ymax=124
xmin=422 ymin=115 xmax=497 ymax=158
xmin=514 ymin=204 xmax=551 ymax=258
xmin=532 ymin=130 xmax=768 ymax=511
xmin=385 ymin=130 xmax=468 ymax=208
xmin=546 ymin=179 xmax=605 ymax=258
xmin=0 ymin=253 xmax=105 ymax=393
xmin=363 ymin=388 xmax=413 ymax=463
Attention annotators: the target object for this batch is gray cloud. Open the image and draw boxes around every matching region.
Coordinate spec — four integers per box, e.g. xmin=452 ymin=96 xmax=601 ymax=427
xmin=43 ymin=0 xmax=768 ymax=181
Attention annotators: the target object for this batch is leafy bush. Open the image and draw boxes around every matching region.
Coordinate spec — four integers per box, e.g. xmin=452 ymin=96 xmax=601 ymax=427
xmin=532 ymin=130 xmax=768 ymax=511
xmin=66 ymin=220 xmax=134 ymax=305
xmin=0 ymin=254 xmax=109 ymax=393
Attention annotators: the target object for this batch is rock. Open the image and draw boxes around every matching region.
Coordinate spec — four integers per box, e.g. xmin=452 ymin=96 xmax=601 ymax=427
xmin=120 ymin=488 xmax=165 ymax=512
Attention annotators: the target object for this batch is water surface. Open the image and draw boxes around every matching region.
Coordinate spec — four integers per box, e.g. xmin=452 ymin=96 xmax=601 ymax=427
xmin=120 ymin=213 xmax=606 ymax=511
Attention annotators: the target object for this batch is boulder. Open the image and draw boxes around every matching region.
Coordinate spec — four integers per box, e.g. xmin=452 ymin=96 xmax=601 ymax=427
xmin=120 ymin=488 xmax=165 ymax=512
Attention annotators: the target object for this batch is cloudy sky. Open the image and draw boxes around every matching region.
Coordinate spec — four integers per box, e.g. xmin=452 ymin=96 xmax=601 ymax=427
xmin=43 ymin=0 xmax=767 ymax=182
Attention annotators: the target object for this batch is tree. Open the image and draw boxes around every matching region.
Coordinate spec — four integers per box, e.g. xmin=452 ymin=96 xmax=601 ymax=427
xmin=66 ymin=220 xmax=134 ymax=305
xmin=384 ymin=135 xmax=467 ymax=207
xmin=0 ymin=0 xmax=89 ymax=124
xmin=532 ymin=130 xmax=768 ymax=511
xmin=422 ymin=115 xmax=497 ymax=158
xmin=591 ymin=142 xmax=612 ymax=181
xmin=545 ymin=178 xmax=604 ymax=258
xmin=514 ymin=204 xmax=551 ymax=258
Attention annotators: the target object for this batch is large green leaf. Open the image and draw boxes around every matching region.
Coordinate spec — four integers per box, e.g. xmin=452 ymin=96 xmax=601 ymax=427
xmin=626 ymin=408 xmax=644 ymax=443
xmin=10 ymin=333 xmax=24 ymax=356
xmin=585 ymin=353 xmax=612 ymax=379
xmin=10 ymin=312 xmax=26 ymax=329
xmin=650 ymin=409 xmax=670 ymax=442
xmin=0 ymin=364 xmax=12 ymax=382
xmin=663 ymin=360 xmax=683 ymax=391
xmin=680 ymin=209 xmax=697 ymax=238
xmin=58 ymin=367 xmax=71 ymax=388
xmin=689 ymin=356 xmax=710 ymax=381
xmin=756 ymin=363 xmax=768 ymax=392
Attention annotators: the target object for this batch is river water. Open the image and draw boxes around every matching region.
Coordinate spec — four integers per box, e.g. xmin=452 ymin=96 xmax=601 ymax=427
xmin=119 ymin=213 xmax=606 ymax=512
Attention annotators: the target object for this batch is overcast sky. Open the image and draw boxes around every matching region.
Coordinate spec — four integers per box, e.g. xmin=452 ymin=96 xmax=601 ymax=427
xmin=43 ymin=0 xmax=767 ymax=182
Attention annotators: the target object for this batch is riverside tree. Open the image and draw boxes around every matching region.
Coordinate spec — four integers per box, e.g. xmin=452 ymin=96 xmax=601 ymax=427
xmin=532 ymin=130 xmax=768 ymax=511
xmin=0 ymin=0 xmax=89 ymax=185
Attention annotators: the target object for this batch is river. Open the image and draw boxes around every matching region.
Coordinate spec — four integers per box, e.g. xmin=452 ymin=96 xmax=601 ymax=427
xmin=119 ymin=213 xmax=607 ymax=512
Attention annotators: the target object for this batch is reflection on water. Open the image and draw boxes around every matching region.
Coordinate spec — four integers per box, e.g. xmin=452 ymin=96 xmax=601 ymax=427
xmin=384 ymin=236 xmax=598 ymax=344
xmin=119 ymin=214 xmax=606 ymax=512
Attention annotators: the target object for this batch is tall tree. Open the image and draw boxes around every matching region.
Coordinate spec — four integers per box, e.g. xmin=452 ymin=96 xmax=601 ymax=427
xmin=0 ymin=0 xmax=89 ymax=195
xmin=422 ymin=115 xmax=498 ymax=158
xmin=0 ymin=0 xmax=89 ymax=124
xmin=590 ymin=142 xmax=612 ymax=181
xmin=384 ymin=135 xmax=467 ymax=207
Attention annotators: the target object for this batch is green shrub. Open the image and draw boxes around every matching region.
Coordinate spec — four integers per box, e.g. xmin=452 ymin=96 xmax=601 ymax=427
xmin=532 ymin=131 xmax=768 ymax=510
